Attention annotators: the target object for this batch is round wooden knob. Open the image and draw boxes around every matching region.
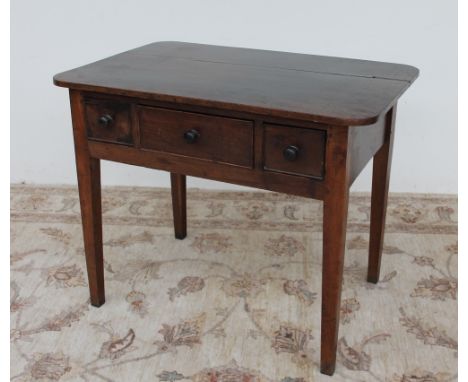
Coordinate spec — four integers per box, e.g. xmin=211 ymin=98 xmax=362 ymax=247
xmin=283 ymin=145 xmax=300 ymax=161
xmin=183 ymin=129 xmax=200 ymax=143
xmin=98 ymin=114 xmax=113 ymax=127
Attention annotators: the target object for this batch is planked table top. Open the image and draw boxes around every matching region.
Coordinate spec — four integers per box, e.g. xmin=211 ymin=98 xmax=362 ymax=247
xmin=54 ymin=41 xmax=419 ymax=126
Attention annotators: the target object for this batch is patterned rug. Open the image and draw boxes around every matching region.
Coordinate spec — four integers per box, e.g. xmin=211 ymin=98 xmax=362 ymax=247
xmin=10 ymin=185 xmax=457 ymax=382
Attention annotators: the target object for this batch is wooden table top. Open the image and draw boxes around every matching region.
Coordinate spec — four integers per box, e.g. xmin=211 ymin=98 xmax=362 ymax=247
xmin=54 ymin=41 xmax=418 ymax=126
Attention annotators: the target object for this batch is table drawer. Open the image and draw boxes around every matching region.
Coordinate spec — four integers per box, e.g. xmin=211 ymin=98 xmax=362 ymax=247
xmin=263 ymin=124 xmax=326 ymax=179
xmin=138 ymin=106 xmax=254 ymax=168
xmin=84 ymin=99 xmax=132 ymax=145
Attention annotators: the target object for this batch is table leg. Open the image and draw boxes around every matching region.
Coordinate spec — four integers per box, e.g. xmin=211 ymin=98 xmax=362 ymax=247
xmin=320 ymin=127 xmax=351 ymax=375
xmin=367 ymin=106 xmax=396 ymax=283
xmin=320 ymin=188 xmax=349 ymax=375
xmin=70 ymin=90 xmax=105 ymax=307
xmin=170 ymin=173 xmax=187 ymax=239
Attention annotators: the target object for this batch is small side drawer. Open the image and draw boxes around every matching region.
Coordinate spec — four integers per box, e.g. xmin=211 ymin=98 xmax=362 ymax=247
xmin=84 ymin=99 xmax=132 ymax=145
xmin=263 ymin=124 xmax=326 ymax=179
xmin=138 ymin=106 xmax=254 ymax=168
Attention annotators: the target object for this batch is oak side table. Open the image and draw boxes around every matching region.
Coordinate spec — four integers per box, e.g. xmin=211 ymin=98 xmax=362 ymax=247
xmin=53 ymin=41 xmax=418 ymax=375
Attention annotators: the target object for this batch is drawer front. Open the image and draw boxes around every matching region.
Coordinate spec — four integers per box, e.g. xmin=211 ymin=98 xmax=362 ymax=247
xmin=138 ymin=106 xmax=254 ymax=168
xmin=84 ymin=99 xmax=132 ymax=145
xmin=263 ymin=124 xmax=326 ymax=178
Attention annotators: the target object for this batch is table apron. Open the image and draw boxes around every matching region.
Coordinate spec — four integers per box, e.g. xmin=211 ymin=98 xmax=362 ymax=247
xmin=88 ymin=140 xmax=327 ymax=200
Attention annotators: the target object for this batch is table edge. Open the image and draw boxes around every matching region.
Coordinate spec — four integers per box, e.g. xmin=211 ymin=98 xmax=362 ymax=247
xmin=54 ymin=77 xmax=400 ymax=126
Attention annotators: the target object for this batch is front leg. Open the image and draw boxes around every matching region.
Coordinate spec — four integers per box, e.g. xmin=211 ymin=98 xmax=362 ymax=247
xmin=70 ymin=90 xmax=105 ymax=307
xmin=320 ymin=127 xmax=351 ymax=375
xmin=321 ymin=190 xmax=349 ymax=375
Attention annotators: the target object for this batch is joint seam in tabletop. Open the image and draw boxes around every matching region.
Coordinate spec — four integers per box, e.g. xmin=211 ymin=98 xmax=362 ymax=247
xmin=142 ymin=55 xmax=415 ymax=83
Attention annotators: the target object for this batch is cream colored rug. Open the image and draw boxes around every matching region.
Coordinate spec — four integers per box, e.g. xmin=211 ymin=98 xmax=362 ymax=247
xmin=11 ymin=185 xmax=457 ymax=382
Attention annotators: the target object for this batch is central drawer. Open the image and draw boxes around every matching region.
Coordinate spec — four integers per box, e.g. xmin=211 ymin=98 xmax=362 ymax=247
xmin=137 ymin=106 xmax=254 ymax=168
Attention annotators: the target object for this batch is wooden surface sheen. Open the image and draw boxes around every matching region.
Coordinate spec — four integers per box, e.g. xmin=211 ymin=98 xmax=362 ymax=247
xmin=56 ymin=41 xmax=418 ymax=376
xmin=54 ymin=41 xmax=418 ymax=126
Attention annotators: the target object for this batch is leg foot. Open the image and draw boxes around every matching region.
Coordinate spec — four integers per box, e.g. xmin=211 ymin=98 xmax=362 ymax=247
xmin=91 ymin=299 xmax=105 ymax=308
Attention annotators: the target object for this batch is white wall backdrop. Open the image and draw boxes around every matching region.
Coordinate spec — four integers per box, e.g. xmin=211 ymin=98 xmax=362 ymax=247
xmin=11 ymin=0 xmax=457 ymax=193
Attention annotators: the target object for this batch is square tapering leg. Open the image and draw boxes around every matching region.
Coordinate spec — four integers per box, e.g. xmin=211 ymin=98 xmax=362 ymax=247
xmin=320 ymin=127 xmax=351 ymax=375
xmin=170 ymin=173 xmax=187 ymax=239
xmin=367 ymin=107 xmax=396 ymax=284
xmin=70 ymin=90 xmax=105 ymax=307
xmin=321 ymin=192 xmax=349 ymax=375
